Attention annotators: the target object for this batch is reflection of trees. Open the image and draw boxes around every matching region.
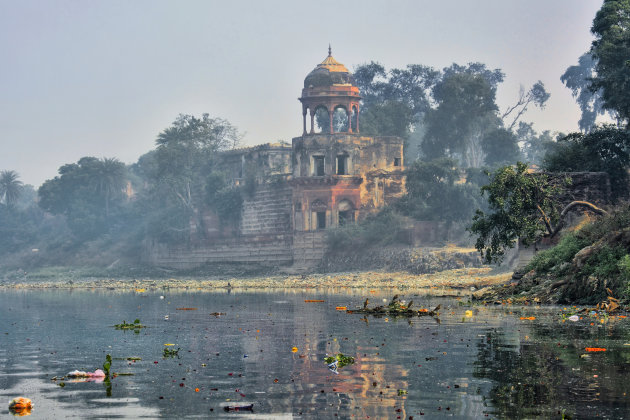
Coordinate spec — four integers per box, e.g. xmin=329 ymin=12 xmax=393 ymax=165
xmin=474 ymin=329 xmax=571 ymax=418
xmin=472 ymin=327 xmax=630 ymax=419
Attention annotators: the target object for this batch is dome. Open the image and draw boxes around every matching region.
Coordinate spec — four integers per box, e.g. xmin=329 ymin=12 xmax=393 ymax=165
xmin=304 ymin=49 xmax=354 ymax=88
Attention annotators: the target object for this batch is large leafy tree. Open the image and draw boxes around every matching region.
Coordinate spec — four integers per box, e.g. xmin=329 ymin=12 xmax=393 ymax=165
xmin=0 ymin=170 xmax=23 ymax=207
xmin=144 ymin=114 xmax=241 ymax=242
xmin=38 ymin=157 xmax=127 ymax=239
xmin=470 ymin=162 xmax=607 ymax=263
xmin=396 ymin=158 xmax=482 ymax=224
xmin=561 ymin=53 xmax=612 ymax=132
xmin=590 ymin=0 xmax=630 ymax=125
xmin=422 ymin=70 xmax=502 ymax=167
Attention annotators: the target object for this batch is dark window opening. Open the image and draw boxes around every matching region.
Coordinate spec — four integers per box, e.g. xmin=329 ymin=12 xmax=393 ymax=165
xmin=337 ymin=155 xmax=347 ymax=175
xmin=394 ymin=157 xmax=401 ymax=167
xmin=339 ymin=210 xmax=353 ymax=226
xmin=316 ymin=211 xmax=326 ymax=229
xmin=314 ymin=156 xmax=325 ymax=176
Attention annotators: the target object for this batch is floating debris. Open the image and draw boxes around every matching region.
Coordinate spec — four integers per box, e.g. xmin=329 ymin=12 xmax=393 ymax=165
xmin=176 ymin=307 xmax=197 ymax=311
xmin=8 ymin=397 xmax=33 ymax=415
xmin=347 ymin=296 xmax=440 ymax=317
xmin=324 ymin=353 xmax=355 ymax=374
xmin=223 ymin=404 xmax=253 ymax=412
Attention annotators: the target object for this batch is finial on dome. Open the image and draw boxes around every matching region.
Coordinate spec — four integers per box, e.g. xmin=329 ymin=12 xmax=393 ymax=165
xmin=328 ymin=44 xmax=332 ymax=57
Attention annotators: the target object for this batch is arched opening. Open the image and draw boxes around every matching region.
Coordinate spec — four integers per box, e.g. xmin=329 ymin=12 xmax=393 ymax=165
xmin=314 ymin=106 xmax=329 ymax=134
xmin=337 ymin=199 xmax=354 ymax=226
xmin=333 ymin=105 xmax=349 ymax=133
xmin=351 ymin=105 xmax=359 ymax=133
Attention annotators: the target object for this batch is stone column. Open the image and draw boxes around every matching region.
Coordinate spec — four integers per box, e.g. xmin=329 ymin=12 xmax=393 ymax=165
xmin=302 ymin=110 xmax=307 ymax=135
xmin=346 ymin=108 xmax=352 ymax=133
xmin=329 ymin=109 xmax=334 ymax=134
xmin=310 ymin=110 xmax=315 ymax=134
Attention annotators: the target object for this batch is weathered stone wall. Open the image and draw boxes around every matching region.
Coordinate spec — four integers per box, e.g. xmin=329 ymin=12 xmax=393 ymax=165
xmin=240 ymin=183 xmax=292 ymax=235
xmin=144 ymin=235 xmax=293 ymax=270
xmin=145 ymin=183 xmax=294 ymax=269
xmin=550 ymin=172 xmax=611 ymax=206
xmin=320 ymin=246 xmax=483 ymax=274
xmin=292 ymin=231 xmax=327 ymax=269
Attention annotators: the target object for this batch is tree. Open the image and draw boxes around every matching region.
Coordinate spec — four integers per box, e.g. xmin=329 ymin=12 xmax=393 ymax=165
xmin=470 ymin=162 xmax=607 ymax=263
xmin=422 ymin=70 xmax=501 ymax=166
xmin=146 ymin=114 xmax=241 ymax=242
xmin=481 ymin=128 xmax=522 ymax=167
xmin=0 ymin=170 xmax=23 ymax=207
xmin=543 ymin=125 xmax=630 ymax=200
xmin=395 ymin=158 xmax=482 ymax=224
xmin=561 ymin=53 xmax=613 ymax=132
xmin=590 ymin=0 xmax=630 ymax=125
xmin=38 ymin=157 xmax=128 ymax=239
xmin=501 ymin=81 xmax=550 ymax=131
xmin=515 ymin=122 xmax=555 ymax=166
xmin=96 ymin=158 xmax=126 ymax=218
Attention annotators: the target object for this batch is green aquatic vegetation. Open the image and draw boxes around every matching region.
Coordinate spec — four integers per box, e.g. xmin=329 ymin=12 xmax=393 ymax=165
xmin=113 ymin=319 xmax=146 ymax=332
xmin=163 ymin=347 xmax=180 ymax=358
xmin=324 ymin=353 xmax=355 ymax=368
xmin=103 ymin=354 xmax=112 ymax=377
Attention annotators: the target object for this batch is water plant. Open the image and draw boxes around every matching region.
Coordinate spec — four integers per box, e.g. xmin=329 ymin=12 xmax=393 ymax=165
xmin=113 ymin=319 xmax=145 ymax=333
xmin=324 ymin=353 xmax=355 ymax=368
xmin=163 ymin=347 xmax=180 ymax=358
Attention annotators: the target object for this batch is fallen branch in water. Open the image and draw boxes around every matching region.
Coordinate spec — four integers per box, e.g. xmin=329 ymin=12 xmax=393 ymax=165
xmin=346 ymin=295 xmax=440 ymax=317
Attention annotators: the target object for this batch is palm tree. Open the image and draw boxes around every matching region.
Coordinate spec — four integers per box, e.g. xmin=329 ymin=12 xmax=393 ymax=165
xmin=0 ymin=170 xmax=23 ymax=207
xmin=96 ymin=158 xmax=126 ymax=218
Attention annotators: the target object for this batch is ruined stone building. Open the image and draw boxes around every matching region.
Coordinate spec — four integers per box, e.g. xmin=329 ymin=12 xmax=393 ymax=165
xmin=146 ymin=50 xmax=405 ymax=269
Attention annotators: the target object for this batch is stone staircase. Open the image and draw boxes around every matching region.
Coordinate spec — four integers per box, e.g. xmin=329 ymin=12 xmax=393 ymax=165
xmin=240 ymin=185 xmax=292 ymax=235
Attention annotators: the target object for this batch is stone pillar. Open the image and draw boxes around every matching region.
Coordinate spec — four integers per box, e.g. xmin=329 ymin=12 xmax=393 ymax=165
xmin=302 ymin=110 xmax=307 ymax=135
xmin=346 ymin=108 xmax=352 ymax=133
xmin=310 ymin=111 xmax=315 ymax=134
xmin=329 ymin=109 xmax=334 ymax=134
xmin=356 ymin=106 xmax=360 ymax=133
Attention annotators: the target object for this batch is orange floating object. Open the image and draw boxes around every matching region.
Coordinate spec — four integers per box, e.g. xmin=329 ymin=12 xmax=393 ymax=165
xmin=176 ymin=308 xmax=198 ymax=310
xmin=585 ymin=347 xmax=607 ymax=352
xmin=335 ymin=306 xmax=347 ymax=311
xmin=520 ymin=316 xmax=536 ymax=320
xmin=291 ymin=347 xmax=298 ymax=353
xmin=9 ymin=397 xmax=33 ymax=416
xmin=304 ymin=300 xmax=325 ymax=303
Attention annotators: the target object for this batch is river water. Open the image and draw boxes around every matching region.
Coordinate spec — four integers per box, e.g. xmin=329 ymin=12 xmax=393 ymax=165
xmin=1 ymin=288 xmax=630 ymax=419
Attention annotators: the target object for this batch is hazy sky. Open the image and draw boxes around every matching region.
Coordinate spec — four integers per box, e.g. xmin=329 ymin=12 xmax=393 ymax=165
xmin=1 ymin=0 xmax=603 ymax=186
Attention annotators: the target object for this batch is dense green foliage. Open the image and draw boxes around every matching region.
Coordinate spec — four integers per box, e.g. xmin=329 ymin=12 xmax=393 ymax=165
xmin=590 ymin=0 xmax=630 ymax=125
xmin=520 ymin=204 xmax=630 ymax=303
xmin=38 ymin=157 xmax=128 ymax=240
xmin=470 ymin=162 xmax=564 ymax=263
xmin=543 ymin=125 xmax=630 ymax=200
xmin=396 ymin=158 xmax=484 ymax=223
xmin=353 ymin=62 xmax=546 ymax=168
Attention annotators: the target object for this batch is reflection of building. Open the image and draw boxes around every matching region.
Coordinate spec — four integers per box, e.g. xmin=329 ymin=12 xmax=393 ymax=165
xmin=146 ymin=49 xmax=406 ymax=269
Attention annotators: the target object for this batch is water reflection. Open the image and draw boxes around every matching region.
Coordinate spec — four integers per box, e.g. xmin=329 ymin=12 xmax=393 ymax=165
xmin=1 ymin=290 xmax=630 ymax=418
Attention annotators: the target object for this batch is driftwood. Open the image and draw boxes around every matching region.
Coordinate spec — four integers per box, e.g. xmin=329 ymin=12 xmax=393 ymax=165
xmin=346 ymin=295 xmax=441 ymax=317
